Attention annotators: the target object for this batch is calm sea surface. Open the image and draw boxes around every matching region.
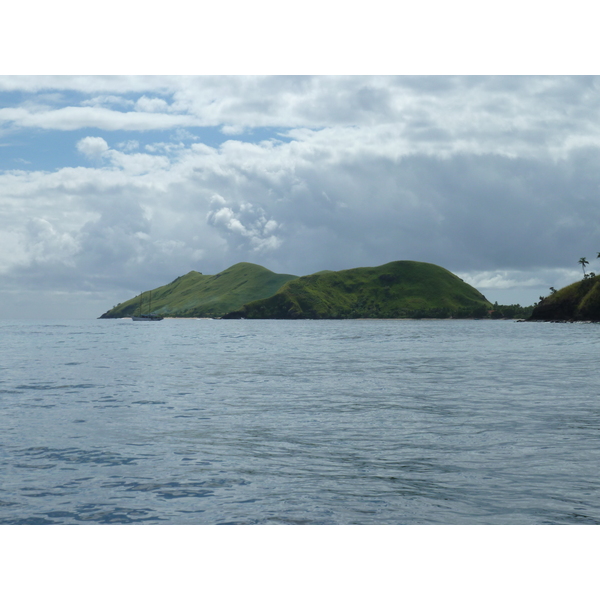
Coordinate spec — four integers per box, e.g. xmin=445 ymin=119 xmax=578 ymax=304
xmin=1 ymin=318 xmax=599 ymax=525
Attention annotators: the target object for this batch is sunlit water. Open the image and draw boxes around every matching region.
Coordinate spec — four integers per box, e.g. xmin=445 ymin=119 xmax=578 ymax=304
xmin=1 ymin=318 xmax=599 ymax=524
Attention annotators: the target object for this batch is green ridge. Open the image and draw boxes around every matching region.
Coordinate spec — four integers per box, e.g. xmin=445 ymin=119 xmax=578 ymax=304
xmin=99 ymin=262 xmax=298 ymax=318
xmin=223 ymin=261 xmax=492 ymax=319
xmin=529 ymin=275 xmax=600 ymax=321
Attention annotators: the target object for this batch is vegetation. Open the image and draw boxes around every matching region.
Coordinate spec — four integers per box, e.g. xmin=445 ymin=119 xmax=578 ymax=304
xmin=99 ymin=263 xmax=298 ymax=318
xmin=100 ymin=260 xmax=535 ymax=321
xmin=529 ymin=252 xmax=600 ymax=321
xmin=222 ymin=261 xmax=493 ymax=319
xmin=489 ymin=302 xmax=534 ymax=320
xmin=529 ymin=275 xmax=600 ymax=321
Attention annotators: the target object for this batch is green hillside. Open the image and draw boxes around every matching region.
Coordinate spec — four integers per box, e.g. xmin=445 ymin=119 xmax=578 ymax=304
xmin=223 ymin=261 xmax=491 ymax=319
xmin=99 ymin=262 xmax=298 ymax=318
xmin=528 ymin=275 xmax=600 ymax=321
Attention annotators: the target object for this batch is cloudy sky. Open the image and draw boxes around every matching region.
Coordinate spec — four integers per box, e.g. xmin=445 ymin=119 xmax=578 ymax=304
xmin=2 ymin=75 xmax=600 ymax=317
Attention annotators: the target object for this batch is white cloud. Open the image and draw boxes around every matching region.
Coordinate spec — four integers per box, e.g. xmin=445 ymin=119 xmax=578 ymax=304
xmin=25 ymin=217 xmax=80 ymax=265
xmin=1 ymin=77 xmax=600 ymax=161
xmin=210 ymin=206 xmax=235 ymax=226
xmin=106 ymin=150 xmax=171 ymax=175
xmin=144 ymin=142 xmax=184 ymax=154
xmin=206 ymin=198 xmax=282 ymax=253
xmin=456 ymin=268 xmax=590 ymax=306
xmin=77 ymin=136 xmax=109 ymax=159
xmin=0 ymin=229 xmax=28 ymax=273
xmin=116 ymin=140 xmax=140 ymax=152
xmin=458 ymin=271 xmax=545 ymax=290
xmin=221 ymin=124 xmax=246 ymax=135
xmin=263 ymin=219 xmax=278 ymax=234
xmin=2 ymin=131 xmax=595 ymax=312
xmin=135 ymin=95 xmax=170 ymax=113
xmin=0 ymin=105 xmax=197 ymax=131
xmin=171 ymin=128 xmax=199 ymax=142
xmin=81 ymin=95 xmax=135 ymax=108
xmin=76 ymin=137 xmax=173 ymax=172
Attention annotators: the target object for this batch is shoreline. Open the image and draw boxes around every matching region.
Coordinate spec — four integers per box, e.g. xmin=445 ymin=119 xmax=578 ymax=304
xmin=113 ymin=316 xmax=520 ymax=322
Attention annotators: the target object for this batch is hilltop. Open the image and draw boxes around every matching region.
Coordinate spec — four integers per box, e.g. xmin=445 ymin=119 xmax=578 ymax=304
xmin=528 ymin=275 xmax=600 ymax=321
xmin=222 ymin=261 xmax=491 ymax=319
xmin=99 ymin=262 xmax=298 ymax=318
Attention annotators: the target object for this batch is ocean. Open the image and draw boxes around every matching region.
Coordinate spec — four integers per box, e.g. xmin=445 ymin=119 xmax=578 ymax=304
xmin=1 ymin=317 xmax=599 ymax=524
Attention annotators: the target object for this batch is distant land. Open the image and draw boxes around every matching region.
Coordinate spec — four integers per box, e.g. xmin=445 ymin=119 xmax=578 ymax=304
xmin=99 ymin=262 xmax=297 ymax=319
xmin=528 ymin=275 xmax=600 ymax=321
xmin=99 ymin=260 xmax=508 ymax=320
xmin=223 ymin=261 xmax=491 ymax=319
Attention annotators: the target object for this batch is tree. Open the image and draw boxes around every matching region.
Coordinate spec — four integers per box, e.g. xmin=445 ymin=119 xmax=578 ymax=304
xmin=579 ymin=257 xmax=589 ymax=276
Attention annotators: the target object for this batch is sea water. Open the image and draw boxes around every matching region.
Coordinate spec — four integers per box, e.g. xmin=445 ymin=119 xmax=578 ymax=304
xmin=1 ymin=318 xmax=599 ymax=524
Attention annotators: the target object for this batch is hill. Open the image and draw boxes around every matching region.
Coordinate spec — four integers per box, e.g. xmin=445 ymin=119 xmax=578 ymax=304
xmin=222 ymin=261 xmax=491 ymax=319
xmin=528 ymin=275 xmax=600 ymax=321
xmin=99 ymin=263 xmax=298 ymax=318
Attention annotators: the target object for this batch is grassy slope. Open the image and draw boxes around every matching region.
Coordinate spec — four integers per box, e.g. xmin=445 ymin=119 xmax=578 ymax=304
xmin=99 ymin=263 xmax=298 ymax=318
xmin=225 ymin=261 xmax=491 ymax=319
xmin=529 ymin=275 xmax=600 ymax=321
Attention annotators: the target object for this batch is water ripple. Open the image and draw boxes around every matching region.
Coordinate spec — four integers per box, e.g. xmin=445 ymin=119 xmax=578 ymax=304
xmin=1 ymin=319 xmax=600 ymax=524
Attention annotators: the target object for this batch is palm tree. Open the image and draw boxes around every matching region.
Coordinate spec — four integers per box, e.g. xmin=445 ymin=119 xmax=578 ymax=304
xmin=579 ymin=257 xmax=589 ymax=276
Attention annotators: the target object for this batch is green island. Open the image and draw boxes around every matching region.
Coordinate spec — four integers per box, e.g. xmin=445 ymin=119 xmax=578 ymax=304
xmin=528 ymin=275 xmax=600 ymax=321
xmin=527 ymin=255 xmax=600 ymax=322
xmin=100 ymin=260 xmax=533 ymax=320
xmin=223 ymin=261 xmax=492 ymax=319
xmin=99 ymin=262 xmax=297 ymax=319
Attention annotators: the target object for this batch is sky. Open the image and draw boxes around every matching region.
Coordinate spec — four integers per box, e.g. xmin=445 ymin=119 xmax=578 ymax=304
xmin=2 ymin=74 xmax=600 ymax=317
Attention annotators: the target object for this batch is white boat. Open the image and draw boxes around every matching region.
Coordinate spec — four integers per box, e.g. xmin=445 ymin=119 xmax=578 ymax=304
xmin=132 ymin=290 xmax=163 ymax=321
xmin=132 ymin=314 xmax=163 ymax=321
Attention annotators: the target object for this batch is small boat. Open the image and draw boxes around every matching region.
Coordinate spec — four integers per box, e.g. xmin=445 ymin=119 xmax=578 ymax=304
xmin=132 ymin=290 xmax=163 ymax=321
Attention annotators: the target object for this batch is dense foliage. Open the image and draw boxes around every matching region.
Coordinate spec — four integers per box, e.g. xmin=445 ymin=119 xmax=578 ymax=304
xmin=489 ymin=303 xmax=534 ymax=320
xmin=529 ymin=275 xmax=600 ymax=321
xmin=224 ymin=261 xmax=493 ymax=319
xmin=527 ymin=252 xmax=600 ymax=321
